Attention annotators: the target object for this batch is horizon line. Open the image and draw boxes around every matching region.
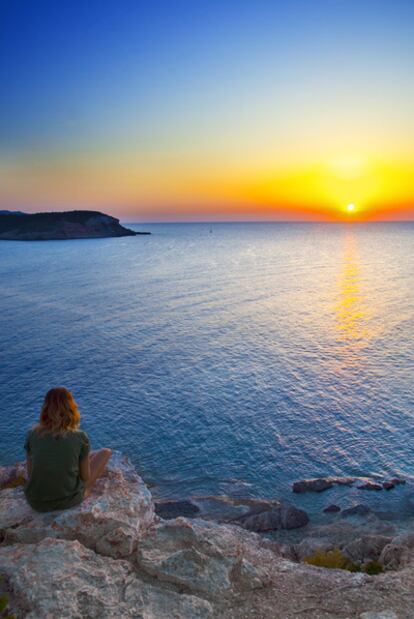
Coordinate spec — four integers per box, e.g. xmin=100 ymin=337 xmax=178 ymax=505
xmin=123 ymin=218 xmax=414 ymax=225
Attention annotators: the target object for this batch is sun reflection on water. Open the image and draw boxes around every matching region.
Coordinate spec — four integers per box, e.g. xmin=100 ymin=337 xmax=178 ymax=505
xmin=335 ymin=233 xmax=371 ymax=347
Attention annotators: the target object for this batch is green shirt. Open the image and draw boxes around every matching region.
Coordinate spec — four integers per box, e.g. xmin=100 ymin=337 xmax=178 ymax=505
xmin=24 ymin=428 xmax=90 ymax=512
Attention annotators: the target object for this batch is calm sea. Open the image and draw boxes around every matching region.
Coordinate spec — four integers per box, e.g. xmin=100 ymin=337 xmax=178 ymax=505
xmin=1 ymin=222 xmax=414 ymax=518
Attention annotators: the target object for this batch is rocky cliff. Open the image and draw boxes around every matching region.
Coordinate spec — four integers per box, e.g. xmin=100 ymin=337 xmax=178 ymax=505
xmin=1 ymin=453 xmax=413 ymax=618
xmin=0 ymin=210 xmax=148 ymax=240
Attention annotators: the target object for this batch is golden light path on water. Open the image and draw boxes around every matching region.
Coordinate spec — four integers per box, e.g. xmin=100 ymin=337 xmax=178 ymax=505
xmin=334 ymin=231 xmax=372 ymax=350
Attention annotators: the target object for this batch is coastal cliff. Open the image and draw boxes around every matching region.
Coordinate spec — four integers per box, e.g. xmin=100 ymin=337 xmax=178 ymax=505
xmin=1 ymin=453 xmax=413 ymax=618
xmin=0 ymin=210 xmax=148 ymax=240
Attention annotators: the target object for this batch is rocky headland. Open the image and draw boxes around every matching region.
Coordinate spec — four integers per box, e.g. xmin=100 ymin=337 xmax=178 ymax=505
xmin=1 ymin=454 xmax=414 ymax=618
xmin=0 ymin=210 xmax=149 ymax=240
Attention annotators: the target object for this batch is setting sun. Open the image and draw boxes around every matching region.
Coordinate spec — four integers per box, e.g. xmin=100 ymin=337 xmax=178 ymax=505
xmin=1 ymin=1 xmax=413 ymax=224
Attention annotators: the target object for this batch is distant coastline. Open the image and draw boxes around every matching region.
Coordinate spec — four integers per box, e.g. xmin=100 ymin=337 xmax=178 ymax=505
xmin=0 ymin=210 xmax=150 ymax=240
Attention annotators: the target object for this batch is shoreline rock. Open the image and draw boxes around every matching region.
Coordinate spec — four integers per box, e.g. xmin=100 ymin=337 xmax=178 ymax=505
xmin=0 ymin=538 xmax=213 ymax=619
xmin=155 ymin=495 xmax=310 ymax=532
xmin=293 ymin=476 xmax=406 ymax=494
xmin=155 ymin=499 xmax=201 ymax=519
xmin=2 ymin=455 xmax=414 ymax=618
xmin=324 ymin=504 xmax=341 ymax=513
xmin=358 ymin=482 xmax=383 ymax=491
xmin=233 ymin=502 xmax=309 ymax=532
xmin=0 ymin=452 xmax=155 ymax=558
xmin=342 ymin=504 xmax=372 ymax=517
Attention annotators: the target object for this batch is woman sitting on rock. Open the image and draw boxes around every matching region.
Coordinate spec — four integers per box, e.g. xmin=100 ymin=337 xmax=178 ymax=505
xmin=24 ymin=387 xmax=112 ymax=512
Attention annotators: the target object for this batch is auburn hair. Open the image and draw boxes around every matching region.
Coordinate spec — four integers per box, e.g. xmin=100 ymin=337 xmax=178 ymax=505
xmin=36 ymin=387 xmax=81 ymax=435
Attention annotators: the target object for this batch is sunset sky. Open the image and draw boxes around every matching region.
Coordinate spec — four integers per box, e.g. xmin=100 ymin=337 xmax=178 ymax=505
xmin=1 ymin=0 xmax=413 ymax=222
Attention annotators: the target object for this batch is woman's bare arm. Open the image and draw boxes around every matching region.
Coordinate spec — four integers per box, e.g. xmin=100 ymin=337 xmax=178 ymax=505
xmin=79 ymin=455 xmax=91 ymax=482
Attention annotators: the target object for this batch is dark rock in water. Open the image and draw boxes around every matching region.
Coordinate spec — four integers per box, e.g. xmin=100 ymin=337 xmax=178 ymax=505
xmin=390 ymin=478 xmax=406 ymax=486
xmin=191 ymin=496 xmax=276 ymax=523
xmin=383 ymin=481 xmax=395 ymax=490
xmin=342 ymin=504 xmax=371 ymax=517
xmin=279 ymin=504 xmax=310 ymax=529
xmin=332 ymin=477 xmax=356 ymax=486
xmin=155 ymin=500 xmax=200 ymax=520
xmin=292 ymin=476 xmax=356 ymax=493
xmin=358 ymin=482 xmax=383 ymax=491
xmin=236 ymin=501 xmax=274 ymax=516
xmin=235 ymin=503 xmax=309 ymax=532
xmin=293 ymin=478 xmax=333 ymax=493
xmin=375 ymin=509 xmax=398 ymax=522
xmin=0 ymin=210 xmax=149 ymax=240
xmin=323 ymin=504 xmax=341 ymax=513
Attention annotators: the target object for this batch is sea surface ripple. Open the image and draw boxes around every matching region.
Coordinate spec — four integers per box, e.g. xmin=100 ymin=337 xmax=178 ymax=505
xmin=1 ymin=222 xmax=413 ymax=518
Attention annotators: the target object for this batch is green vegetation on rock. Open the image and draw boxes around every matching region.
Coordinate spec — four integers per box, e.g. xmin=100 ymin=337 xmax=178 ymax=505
xmin=304 ymin=549 xmax=385 ymax=575
xmin=0 ymin=578 xmax=16 ymax=619
xmin=304 ymin=549 xmax=360 ymax=572
xmin=364 ymin=560 xmax=383 ymax=575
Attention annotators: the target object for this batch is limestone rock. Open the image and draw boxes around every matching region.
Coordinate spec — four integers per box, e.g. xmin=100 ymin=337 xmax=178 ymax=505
xmin=235 ymin=558 xmax=266 ymax=590
xmin=0 ymin=451 xmax=155 ymax=558
xmin=135 ymin=517 xmax=273 ymax=596
xmin=3 ymin=455 xmax=414 ymax=618
xmin=390 ymin=532 xmax=414 ymax=549
xmin=0 ymin=461 xmax=27 ymax=489
xmin=141 ymin=545 xmax=233 ymax=595
xmin=0 ymin=538 xmax=212 ymax=618
xmin=379 ymin=544 xmax=408 ymax=570
xmin=343 ymin=535 xmax=391 ymax=564
xmin=379 ymin=533 xmax=414 ymax=570
xmin=360 ymin=612 xmax=399 ymax=619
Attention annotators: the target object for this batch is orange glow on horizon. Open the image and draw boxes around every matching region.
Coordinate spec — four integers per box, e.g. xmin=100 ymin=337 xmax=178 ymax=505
xmin=1 ymin=152 xmax=413 ymax=222
xmin=2 ymin=2 xmax=414 ymax=223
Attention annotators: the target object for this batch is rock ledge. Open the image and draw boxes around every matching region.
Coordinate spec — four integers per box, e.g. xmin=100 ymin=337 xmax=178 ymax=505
xmin=1 ymin=454 xmax=414 ymax=618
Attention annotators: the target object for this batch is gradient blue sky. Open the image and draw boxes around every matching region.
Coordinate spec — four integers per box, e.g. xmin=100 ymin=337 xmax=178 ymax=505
xmin=1 ymin=0 xmax=413 ymax=220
